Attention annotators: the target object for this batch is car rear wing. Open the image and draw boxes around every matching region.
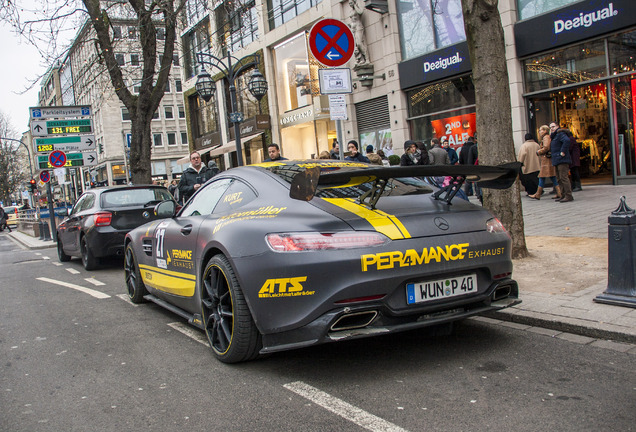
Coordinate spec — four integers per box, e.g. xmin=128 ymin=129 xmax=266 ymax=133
xmin=290 ymin=162 xmax=521 ymax=207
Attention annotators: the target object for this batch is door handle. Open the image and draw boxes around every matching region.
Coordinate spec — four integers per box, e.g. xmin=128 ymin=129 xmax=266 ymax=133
xmin=180 ymin=225 xmax=192 ymax=235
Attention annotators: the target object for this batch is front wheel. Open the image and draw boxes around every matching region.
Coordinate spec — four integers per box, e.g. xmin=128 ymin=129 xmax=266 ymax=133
xmin=80 ymin=236 xmax=98 ymax=270
xmin=201 ymin=255 xmax=261 ymax=363
xmin=124 ymin=244 xmax=148 ymax=303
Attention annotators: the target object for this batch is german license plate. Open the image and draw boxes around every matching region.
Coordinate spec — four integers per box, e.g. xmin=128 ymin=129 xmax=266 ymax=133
xmin=406 ymin=274 xmax=477 ymax=304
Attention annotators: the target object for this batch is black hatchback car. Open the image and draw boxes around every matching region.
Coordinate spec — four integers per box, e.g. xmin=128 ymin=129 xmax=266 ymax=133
xmin=57 ymin=185 xmax=176 ymax=270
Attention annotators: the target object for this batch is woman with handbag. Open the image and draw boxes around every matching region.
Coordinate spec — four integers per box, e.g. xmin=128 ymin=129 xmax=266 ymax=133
xmin=529 ymin=125 xmax=560 ymax=200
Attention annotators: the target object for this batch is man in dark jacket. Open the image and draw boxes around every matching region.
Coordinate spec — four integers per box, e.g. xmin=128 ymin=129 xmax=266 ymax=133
xmin=429 ymin=138 xmax=450 ymax=165
xmin=549 ymin=122 xmax=573 ymax=202
xmin=264 ymin=143 xmax=288 ymax=162
xmin=442 ymin=137 xmax=458 ymax=165
xmin=330 ymin=139 xmax=340 ymax=160
xmin=458 ymin=137 xmax=475 ymax=165
xmin=178 ymin=151 xmax=209 ymax=204
xmin=567 ymin=132 xmax=582 ymax=192
xmin=345 ymin=140 xmax=370 ymax=163
xmin=400 ymin=140 xmax=427 ymax=166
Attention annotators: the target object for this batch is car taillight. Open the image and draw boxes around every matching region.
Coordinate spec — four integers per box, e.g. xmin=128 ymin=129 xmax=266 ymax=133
xmin=266 ymin=232 xmax=389 ymax=252
xmin=94 ymin=211 xmax=112 ymax=227
xmin=486 ymin=218 xmax=508 ymax=236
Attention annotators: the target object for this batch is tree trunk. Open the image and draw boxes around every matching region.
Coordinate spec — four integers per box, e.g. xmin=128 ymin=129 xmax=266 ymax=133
xmin=461 ymin=0 xmax=528 ymax=258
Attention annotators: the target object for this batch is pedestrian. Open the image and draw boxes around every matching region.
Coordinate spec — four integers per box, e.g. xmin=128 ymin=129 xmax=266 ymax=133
xmin=400 ymin=140 xmax=427 ymax=166
xmin=365 ymin=144 xmax=383 ymax=165
xmin=549 ymin=122 xmax=574 ymax=203
xmin=264 ymin=143 xmax=288 ymax=162
xmin=177 ymin=151 xmax=209 ymax=204
xmin=330 ymin=139 xmax=340 ymax=160
xmin=568 ymin=133 xmax=582 ymax=192
xmin=168 ymin=179 xmax=178 ymax=196
xmin=442 ymin=137 xmax=458 ymax=165
xmin=458 ymin=136 xmax=476 ymax=196
xmin=318 ymin=150 xmax=331 ymax=159
xmin=429 ymin=138 xmax=450 ymax=165
xmin=528 ymin=125 xmax=559 ymax=200
xmin=0 ymin=205 xmax=11 ymax=232
xmin=517 ymin=132 xmax=541 ymax=196
xmin=345 ymin=140 xmax=370 ymax=163
xmin=377 ymin=149 xmax=390 ymax=166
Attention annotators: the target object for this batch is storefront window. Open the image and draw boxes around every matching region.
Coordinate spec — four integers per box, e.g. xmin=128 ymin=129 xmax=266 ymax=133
xmin=523 ymin=40 xmax=607 ymax=93
xmin=152 ymin=161 xmax=167 ymax=176
xmin=517 ymin=0 xmax=581 ymax=21
xmin=611 ymin=75 xmax=636 ymax=177
xmin=397 ymin=0 xmax=465 ymax=61
xmin=182 ymin=19 xmax=211 ymax=79
xmin=608 ymin=30 xmax=636 ymax=76
xmin=273 ymin=33 xmax=312 ymax=113
xmin=215 ymin=0 xmax=259 ymax=53
xmin=407 ymin=75 xmax=475 ymax=117
xmin=235 ymin=69 xmax=261 ymax=119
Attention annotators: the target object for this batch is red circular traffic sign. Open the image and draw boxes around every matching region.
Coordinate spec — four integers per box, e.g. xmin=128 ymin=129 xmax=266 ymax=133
xmin=39 ymin=170 xmax=50 ymax=183
xmin=308 ymin=19 xmax=355 ymax=67
xmin=49 ymin=150 xmax=67 ymax=168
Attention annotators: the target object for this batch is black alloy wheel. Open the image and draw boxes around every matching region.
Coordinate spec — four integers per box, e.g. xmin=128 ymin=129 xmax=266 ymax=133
xmin=80 ymin=236 xmax=98 ymax=270
xmin=201 ymin=255 xmax=261 ymax=363
xmin=124 ymin=244 xmax=148 ymax=303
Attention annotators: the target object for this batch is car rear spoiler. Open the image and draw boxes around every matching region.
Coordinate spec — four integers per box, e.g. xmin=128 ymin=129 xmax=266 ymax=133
xmin=290 ymin=162 xmax=521 ymax=207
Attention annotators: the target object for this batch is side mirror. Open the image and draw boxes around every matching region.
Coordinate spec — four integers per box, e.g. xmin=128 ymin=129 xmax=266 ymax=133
xmin=154 ymin=200 xmax=177 ymax=218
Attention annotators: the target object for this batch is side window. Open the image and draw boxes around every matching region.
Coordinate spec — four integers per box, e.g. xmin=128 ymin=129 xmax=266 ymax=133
xmin=71 ymin=196 xmax=87 ymax=215
xmin=180 ymin=178 xmax=233 ymax=217
xmin=81 ymin=194 xmax=96 ymax=211
xmin=213 ymin=180 xmax=257 ymax=214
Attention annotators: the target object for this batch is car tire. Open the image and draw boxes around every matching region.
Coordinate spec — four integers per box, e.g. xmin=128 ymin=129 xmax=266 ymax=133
xmin=80 ymin=236 xmax=98 ymax=270
xmin=57 ymin=236 xmax=71 ymax=262
xmin=201 ymin=255 xmax=261 ymax=363
xmin=124 ymin=244 xmax=148 ymax=303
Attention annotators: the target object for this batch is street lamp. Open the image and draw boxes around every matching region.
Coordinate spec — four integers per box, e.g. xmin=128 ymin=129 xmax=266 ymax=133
xmin=195 ymin=51 xmax=268 ymax=166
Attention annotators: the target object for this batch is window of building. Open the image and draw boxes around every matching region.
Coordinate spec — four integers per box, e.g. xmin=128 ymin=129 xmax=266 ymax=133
xmin=115 ymin=53 xmax=125 ymax=66
xmin=397 ymin=0 xmax=466 ymax=61
xmin=517 ymin=0 xmax=580 ymax=21
xmin=184 ymin=0 xmax=208 ymax=28
xmin=128 ymin=26 xmax=137 ymax=39
xmin=164 ymin=80 xmax=171 ymax=93
xmin=178 ymin=106 xmax=186 ymax=118
xmin=608 ymin=30 xmax=636 ymax=76
xmin=175 ymin=79 xmax=182 ymax=92
xmin=167 ymin=133 xmax=177 ymax=145
xmin=267 ymin=0 xmax=321 ymax=30
xmin=189 ymin=93 xmax=220 ymax=138
xmin=130 ymin=54 xmax=140 ymax=66
xmin=216 ymin=0 xmax=259 ymax=52
xmin=173 ymin=54 xmax=180 ymax=66
xmin=165 ymin=106 xmax=174 ymax=119
xmin=170 ymin=159 xmax=186 ymax=175
xmin=182 ymin=19 xmax=211 ymax=79
xmin=121 ymin=108 xmax=131 ymax=121
xmin=133 ymin=85 xmax=141 ymax=94
xmin=157 ymin=27 xmax=166 ymax=40
xmin=153 ymin=133 xmax=163 ymax=146
xmin=181 ymin=132 xmax=188 ymax=144
xmin=273 ymin=33 xmax=312 ymax=113
xmin=113 ymin=26 xmax=122 ymax=39
xmin=153 ymin=110 xmax=160 ymax=120
xmin=152 ymin=161 xmax=167 ymax=176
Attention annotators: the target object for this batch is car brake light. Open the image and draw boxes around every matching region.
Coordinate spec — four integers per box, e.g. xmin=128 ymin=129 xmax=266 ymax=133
xmin=486 ymin=218 xmax=508 ymax=236
xmin=266 ymin=232 xmax=389 ymax=252
xmin=94 ymin=211 xmax=112 ymax=227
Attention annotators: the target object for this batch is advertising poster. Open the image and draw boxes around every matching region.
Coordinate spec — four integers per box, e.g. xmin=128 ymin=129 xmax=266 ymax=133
xmin=430 ymin=113 xmax=476 ymax=149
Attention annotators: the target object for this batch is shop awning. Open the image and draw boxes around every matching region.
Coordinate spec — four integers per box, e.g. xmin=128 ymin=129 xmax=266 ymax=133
xmin=209 ymin=132 xmax=264 ymax=157
xmin=175 ymin=144 xmax=222 ymax=165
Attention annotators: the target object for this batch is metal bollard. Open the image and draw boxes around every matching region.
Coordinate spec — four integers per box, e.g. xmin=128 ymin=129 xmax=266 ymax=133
xmin=41 ymin=221 xmax=52 ymax=241
xmin=594 ymin=196 xmax=636 ymax=308
xmin=38 ymin=221 xmax=45 ymax=240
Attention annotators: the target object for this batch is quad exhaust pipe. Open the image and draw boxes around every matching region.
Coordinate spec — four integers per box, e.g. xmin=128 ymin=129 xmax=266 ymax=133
xmin=330 ymin=311 xmax=378 ymax=332
xmin=492 ymin=284 xmax=512 ymax=301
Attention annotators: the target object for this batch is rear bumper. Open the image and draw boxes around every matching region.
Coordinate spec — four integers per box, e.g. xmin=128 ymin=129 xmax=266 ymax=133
xmin=260 ymin=279 xmax=519 ymax=354
xmin=85 ymin=229 xmax=128 ymax=258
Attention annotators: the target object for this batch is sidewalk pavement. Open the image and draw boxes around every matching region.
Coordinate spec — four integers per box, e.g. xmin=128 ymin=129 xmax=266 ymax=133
xmin=6 ymin=184 xmax=636 ymax=347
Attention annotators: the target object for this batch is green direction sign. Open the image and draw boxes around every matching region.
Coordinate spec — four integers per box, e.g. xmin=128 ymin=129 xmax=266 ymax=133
xmin=37 ymin=151 xmax=97 ymax=169
xmin=34 ymin=135 xmax=96 ymax=153
xmin=31 ymin=118 xmax=94 ymax=137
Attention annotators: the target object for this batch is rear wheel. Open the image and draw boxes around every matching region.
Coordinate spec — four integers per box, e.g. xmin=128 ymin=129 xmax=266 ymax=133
xmin=80 ymin=236 xmax=98 ymax=270
xmin=124 ymin=244 xmax=148 ymax=303
xmin=201 ymin=255 xmax=261 ymax=363
xmin=57 ymin=235 xmax=71 ymax=262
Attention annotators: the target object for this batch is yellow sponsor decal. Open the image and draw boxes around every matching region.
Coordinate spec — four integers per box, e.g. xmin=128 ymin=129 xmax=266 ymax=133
xmin=169 ymin=249 xmax=194 ymax=269
xmin=297 ymin=162 xmax=368 ymax=169
xmin=361 ymin=243 xmax=469 ymax=271
xmin=468 ymin=247 xmax=505 ymax=258
xmin=213 ymin=206 xmax=286 ymax=234
xmin=172 ymin=249 xmax=192 ymax=260
xmin=250 ymin=161 xmax=287 ymax=167
xmin=139 ymin=264 xmax=196 ymax=296
xmin=258 ymin=276 xmax=314 ymax=298
xmin=324 ymin=198 xmax=410 ymax=240
xmin=223 ymin=191 xmax=243 ymax=206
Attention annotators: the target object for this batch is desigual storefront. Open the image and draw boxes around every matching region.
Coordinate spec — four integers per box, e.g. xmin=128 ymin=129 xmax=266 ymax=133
xmin=516 ymin=0 xmax=636 ymax=184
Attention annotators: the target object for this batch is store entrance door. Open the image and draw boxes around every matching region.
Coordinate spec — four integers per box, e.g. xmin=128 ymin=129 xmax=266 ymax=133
xmin=528 ymin=83 xmax=612 ymax=184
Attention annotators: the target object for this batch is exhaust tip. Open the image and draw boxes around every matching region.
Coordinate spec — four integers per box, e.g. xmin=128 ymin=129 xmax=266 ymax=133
xmin=330 ymin=311 xmax=378 ymax=332
xmin=492 ymin=285 xmax=512 ymax=301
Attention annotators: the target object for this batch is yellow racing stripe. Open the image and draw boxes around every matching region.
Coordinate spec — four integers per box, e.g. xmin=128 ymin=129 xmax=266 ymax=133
xmin=139 ymin=264 xmax=196 ymax=297
xmin=323 ymin=198 xmax=411 ymax=240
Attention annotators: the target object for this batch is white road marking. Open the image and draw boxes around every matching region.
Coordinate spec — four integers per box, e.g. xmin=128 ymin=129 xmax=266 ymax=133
xmin=36 ymin=277 xmax=111 ymax=299
xmin=167 ymin=322 xmax=208 ymax=346
xmin=283 ymin=381 xmax=409 ymax=432
xmin=52 ymin=262 xmax=63 ymax=266
xmin=116 ymin=294 xmax=139 ymax=306
xmin=66 ymin=268 xmax=80 ymax=275
xmin=42 ymin=256 xmax=50 ymax=260
xmin=85 ymin=278 xmax=106 ymax=286
xmin=35 ymin=253 xmax=42 ymax=256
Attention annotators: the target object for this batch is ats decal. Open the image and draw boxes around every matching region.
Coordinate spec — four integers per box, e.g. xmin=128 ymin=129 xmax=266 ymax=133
xmin=214 ymin=206 xmax=287 ymax=233
xmin=259 ymin=276 xmax=314 ymax=298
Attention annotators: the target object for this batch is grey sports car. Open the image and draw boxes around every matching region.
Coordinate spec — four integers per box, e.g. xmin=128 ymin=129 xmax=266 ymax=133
xmin=124 ymin=160 xmax=521 ymax=363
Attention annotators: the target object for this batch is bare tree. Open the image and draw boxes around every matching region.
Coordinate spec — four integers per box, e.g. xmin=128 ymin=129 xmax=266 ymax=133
xmin=460 ymin=0 xmax=528 ymax=258
xmin=0 ymin=112 xmax=28 ymax=204
xmin=1 ymin=0 xmax=186 ymax=184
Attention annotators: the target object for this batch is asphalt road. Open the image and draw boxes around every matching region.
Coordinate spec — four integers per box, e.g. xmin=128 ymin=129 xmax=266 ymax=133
xmin=1 ymin=233 xmax=634 ymax=431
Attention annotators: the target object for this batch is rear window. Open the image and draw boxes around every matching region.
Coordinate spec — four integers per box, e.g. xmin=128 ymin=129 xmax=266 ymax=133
xmin=101 ymin=188 xmax=173 ymax=208
xmin=263 ymin=164 xmax=434 ymax=199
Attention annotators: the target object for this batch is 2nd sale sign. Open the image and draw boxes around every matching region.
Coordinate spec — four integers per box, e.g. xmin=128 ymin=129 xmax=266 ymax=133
xmin=431 ymin=113 xmax=476 ymax=149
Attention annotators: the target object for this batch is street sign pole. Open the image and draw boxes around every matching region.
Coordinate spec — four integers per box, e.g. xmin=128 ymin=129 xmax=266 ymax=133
xmin=45 ymin=182 xmax=57 ymax=243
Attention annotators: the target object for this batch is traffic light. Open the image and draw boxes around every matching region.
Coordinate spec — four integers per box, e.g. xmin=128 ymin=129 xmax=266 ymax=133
xmin=29 ymin=178 xmax=37 ymax=193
